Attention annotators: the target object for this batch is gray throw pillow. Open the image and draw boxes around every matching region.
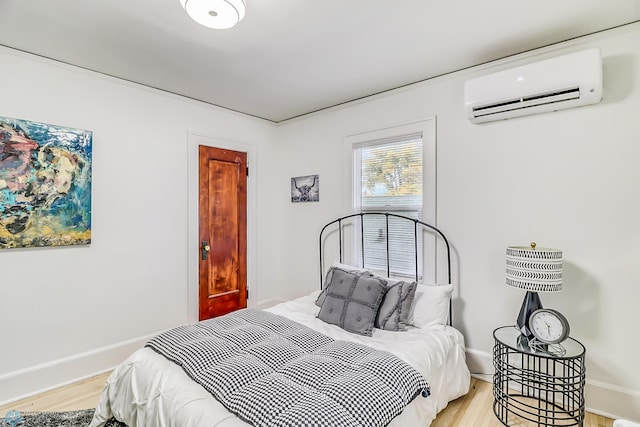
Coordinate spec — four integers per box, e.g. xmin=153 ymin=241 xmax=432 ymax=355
xmin=317 ymin=268 xmax=387 ymax=336
xmin=375 ymin=281 xmax=417 ymax=331
xmin=315 ymin=266 xmax=373 ymax=307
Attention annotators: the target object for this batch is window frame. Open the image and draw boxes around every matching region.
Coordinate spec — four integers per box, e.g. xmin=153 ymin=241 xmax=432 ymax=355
xmin=343 ymin=118 xmax=437 ymax=284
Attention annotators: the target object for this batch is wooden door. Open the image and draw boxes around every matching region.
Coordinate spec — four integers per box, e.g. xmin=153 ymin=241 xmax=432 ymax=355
xmin=198 ymin=145 xmax=247 ymax=320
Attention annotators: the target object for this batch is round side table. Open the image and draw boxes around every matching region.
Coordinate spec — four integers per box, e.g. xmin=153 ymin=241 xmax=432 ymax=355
xmin=493 ymin=326 xmax=586 ymax=426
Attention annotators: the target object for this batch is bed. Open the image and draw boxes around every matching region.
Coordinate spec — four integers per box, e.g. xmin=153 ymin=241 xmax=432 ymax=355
xmin=90 ymin=213 xmax=471 ymax=427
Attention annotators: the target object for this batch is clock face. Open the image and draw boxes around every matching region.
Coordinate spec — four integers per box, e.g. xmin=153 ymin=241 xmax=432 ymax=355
xmin=529 ymin=309 xmax=570 ymax=344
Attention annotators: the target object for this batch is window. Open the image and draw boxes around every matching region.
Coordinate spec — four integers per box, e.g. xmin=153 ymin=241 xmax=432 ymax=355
xmin=352 ymin=134 xmax=424 ymax=279
xmin=345 ymin=120 xmax=435 ymax=282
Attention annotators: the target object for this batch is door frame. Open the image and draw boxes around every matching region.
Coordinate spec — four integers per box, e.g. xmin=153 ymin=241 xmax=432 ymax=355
xmin=187 ymin=132 xmax=257 ymax=324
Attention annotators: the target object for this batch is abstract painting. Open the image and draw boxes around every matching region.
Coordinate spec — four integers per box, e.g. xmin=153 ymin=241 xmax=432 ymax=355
xmin=291 ymin=174 xmax=319 ymax=203
xmin=0 ymin=116 xmax=92 ymax=249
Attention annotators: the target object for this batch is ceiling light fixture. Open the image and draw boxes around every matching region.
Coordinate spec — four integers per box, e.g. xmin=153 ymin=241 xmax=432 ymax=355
xmin=180 ymin=0 xmax=246 ymax=30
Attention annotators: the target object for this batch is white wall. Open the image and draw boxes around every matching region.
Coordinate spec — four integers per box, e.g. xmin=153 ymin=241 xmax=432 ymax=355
xmin=1 ymin=21 xmax=639 ymax=422
xmin=273 ymin=23 xmax=640 ymax=420
xmin=0 ymin=47 xmax=277 ymax=403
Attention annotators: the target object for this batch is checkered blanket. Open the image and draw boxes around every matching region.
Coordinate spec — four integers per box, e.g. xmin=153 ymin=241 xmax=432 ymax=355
xmin=146 ymin=309 xmax=430 ymax=427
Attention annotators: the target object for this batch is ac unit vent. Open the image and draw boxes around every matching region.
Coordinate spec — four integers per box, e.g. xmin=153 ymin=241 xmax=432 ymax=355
xmin=472 ymin=87 xmax=581 ymax=119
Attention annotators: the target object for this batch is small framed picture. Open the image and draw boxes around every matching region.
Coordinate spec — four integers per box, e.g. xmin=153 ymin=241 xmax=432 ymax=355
xmin=291 ymin=174 xmax=319 ymax=203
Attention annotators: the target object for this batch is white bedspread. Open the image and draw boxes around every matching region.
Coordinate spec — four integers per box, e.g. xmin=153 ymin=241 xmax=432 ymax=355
xmin=90 ymin=292 xmax=470 ymax=427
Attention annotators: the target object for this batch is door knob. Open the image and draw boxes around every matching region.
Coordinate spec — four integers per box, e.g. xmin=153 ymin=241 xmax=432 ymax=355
xmin=201 ymin=241 xmax=211 ymax=260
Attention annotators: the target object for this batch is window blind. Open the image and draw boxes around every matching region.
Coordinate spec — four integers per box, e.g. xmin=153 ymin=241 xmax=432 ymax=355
xmin=353 ymin=134 xmax=423 ymax=279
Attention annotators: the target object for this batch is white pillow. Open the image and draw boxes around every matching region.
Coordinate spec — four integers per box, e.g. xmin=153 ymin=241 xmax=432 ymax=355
xmin=330 ymin=262 xmax=417 ymax=285
xmin=368 ymin=269 xmax=405 ymax=285
xmin=330 ymin=261 xmax=369 ymax=276
xmin=409 ymin=284 xmax=453 ymax=327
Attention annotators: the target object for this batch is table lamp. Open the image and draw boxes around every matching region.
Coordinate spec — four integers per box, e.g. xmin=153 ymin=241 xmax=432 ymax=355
xmin=506 ymin=242 xmax=563 ymax=338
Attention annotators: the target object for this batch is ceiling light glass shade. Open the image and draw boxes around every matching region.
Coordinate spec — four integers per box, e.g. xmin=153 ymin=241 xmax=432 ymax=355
xmin=180 ymin=0 xmax=246 ymax=30
xmin=506 ymin=243 xmax=562 ymax=292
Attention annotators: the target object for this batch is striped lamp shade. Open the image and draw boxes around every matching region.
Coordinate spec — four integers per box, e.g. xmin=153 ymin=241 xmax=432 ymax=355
xmin=506 ymin=243 xmax=562 ymax=292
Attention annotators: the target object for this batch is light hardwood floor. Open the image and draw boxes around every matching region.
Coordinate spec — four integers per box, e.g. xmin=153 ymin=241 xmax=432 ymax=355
xmin=431 ymin=378 xmax=614 ymax=427
xmin=0 ymin=371 xmax=111 ymax=416
xmin=0 ymin=375 xmax=614 ymax=426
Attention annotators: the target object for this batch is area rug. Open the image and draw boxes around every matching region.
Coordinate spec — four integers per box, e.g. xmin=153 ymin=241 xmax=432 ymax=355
xmin=2 ymin=409 xmax=126 ymax=427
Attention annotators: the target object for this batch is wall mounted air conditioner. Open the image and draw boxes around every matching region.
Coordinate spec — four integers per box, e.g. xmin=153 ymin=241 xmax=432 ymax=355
xmin=464 ymin=48 xmax=602 ymax=124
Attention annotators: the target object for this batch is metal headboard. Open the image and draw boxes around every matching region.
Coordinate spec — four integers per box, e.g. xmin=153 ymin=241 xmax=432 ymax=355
xmin=318 ymin=212 xmax=453 ymax=326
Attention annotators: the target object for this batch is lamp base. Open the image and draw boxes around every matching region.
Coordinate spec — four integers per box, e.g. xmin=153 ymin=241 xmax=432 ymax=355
xmin=516 ymin=291 xmax=543 ymax=338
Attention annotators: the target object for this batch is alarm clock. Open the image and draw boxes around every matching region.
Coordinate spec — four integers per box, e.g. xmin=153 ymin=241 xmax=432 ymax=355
xmin=528 ymin=308 xmax=570 ymax=344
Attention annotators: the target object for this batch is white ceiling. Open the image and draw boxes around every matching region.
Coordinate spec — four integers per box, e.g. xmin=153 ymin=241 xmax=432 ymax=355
xmin=1 ymin=1 xmax=640 ymax=123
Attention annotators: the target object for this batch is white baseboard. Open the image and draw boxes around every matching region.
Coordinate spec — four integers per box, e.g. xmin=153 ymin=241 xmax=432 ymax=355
xmin=466 ymin=347 xmax=493 ymax=377
xmin=585 ymin=379 xmax=640 ymax=422
xmin=464 ymin=347 xmax=640 ymax=422
xmin=0 ymin=332 xmax=160 ymax=406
